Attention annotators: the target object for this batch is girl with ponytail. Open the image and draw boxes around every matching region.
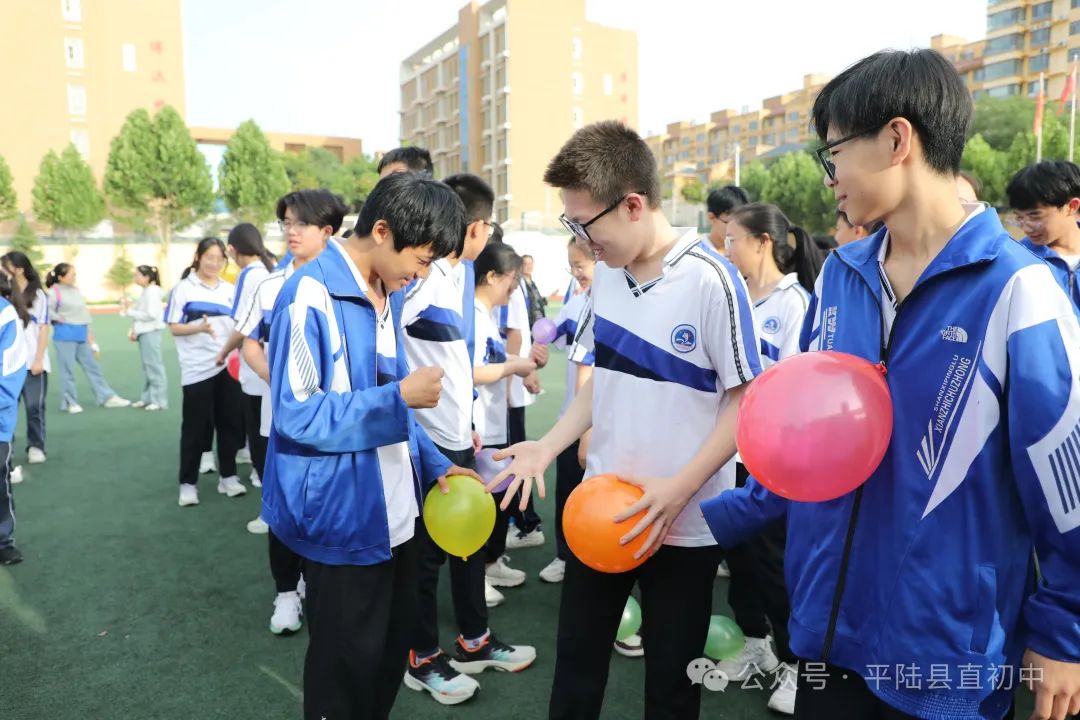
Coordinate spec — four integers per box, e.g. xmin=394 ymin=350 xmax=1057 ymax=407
xmin=128 ymin=265 xmax=167 ymax=411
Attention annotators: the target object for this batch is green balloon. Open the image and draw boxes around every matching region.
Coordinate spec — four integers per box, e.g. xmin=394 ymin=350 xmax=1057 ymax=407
xmin=704 ymin=615 xmax=745 ymax=661
xmin=616 ymin=596 xmax=642 ymax=642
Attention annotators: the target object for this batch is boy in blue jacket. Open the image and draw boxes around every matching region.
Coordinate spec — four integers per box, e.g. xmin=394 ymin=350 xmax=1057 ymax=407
xmin=702 ymin=49 xmax=1080 ymax=720
xmin=0 ymin=280 xmax=27 ymax=566
xmin=1007 ymin=161 xmax=1080 ymax=315
xmin=263 ymin=172 xmax=480 ymax=720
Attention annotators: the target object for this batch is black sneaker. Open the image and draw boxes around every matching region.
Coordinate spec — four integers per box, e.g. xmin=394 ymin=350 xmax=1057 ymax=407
xmin=449 ymin=633 xmax=536 ymax=674
xmin=0 ymin=545 xmax=23 ymax=565
xmin=403 ymin=650 xmax=479 ymax=705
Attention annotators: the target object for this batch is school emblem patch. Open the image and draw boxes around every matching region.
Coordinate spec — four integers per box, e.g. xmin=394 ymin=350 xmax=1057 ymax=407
xmin=671 ymin=324 xmax=697 ymax=353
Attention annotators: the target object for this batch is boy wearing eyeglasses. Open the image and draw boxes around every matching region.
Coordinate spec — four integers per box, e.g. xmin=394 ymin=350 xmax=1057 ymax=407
xmin=1007 ymin=161 xmax=1080 ymax=316
xmin=491 ymin=120 xmax=762 ymax=718
xmin=702 ymin=49 xmax=1080 ymax=719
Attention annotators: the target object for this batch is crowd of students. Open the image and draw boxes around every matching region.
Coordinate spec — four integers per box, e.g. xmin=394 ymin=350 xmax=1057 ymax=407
xmin=6 ymin=44 xmax=1080 ymax=720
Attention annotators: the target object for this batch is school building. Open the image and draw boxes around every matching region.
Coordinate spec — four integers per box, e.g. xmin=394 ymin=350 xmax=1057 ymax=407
xmin=398 ymin=0 xmax=638 ymax=230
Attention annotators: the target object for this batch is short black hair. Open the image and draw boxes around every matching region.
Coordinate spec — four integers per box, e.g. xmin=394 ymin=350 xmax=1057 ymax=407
xmin=442 ymin=173 xmax=495 ymax=221
xmin=489 ymin=221 xmax=504 ymax=244
xmin=1006 ymin=161 xmax=1080 ymax=210
xmin=276 ymin=189 xmax=349 ymax=233
xmin=706 ymin=185 xmax=750 ymax=217
xmin=354 ymin=172 xmax=465 ymax=260
xmin=811 ymin=49 xmax=971 ymax=175
xmin=377 ymin=147 xmax=434 ymax=176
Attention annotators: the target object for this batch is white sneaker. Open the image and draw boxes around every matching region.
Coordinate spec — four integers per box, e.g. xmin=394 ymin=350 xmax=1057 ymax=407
xmin=539 ymin=557 xmax=566 ymax=583
xmin=297 ymin=576 xmax=306 ymax=600
xmin=614 ymin=633 xmax=644 ymax=658
xmin=131 ymin=400 xmax=147 ymax=409
xmin=103 ymin=396 xmax=132 ymax=408
xmin=10 ymin=466 xmax=23 ymax=485
xmin=506 ymin=526 xmax=545 ymax=550
xmin=178 ymin=484 xmax=199 ymax=507
xmin=716 ymin=636 xmax=780 ymax=680
xmin=217 ymin=475 xmax=247 ymax=497
xmin=269 ymin=591 xmax=302 ymax=635
xmin=249 ymin=468 xmax=261 ymax=487
xmin=144 ymin=403 xmax=164 ymax=411
xmin=768 ymin=662 xmax=798 ymax=715
xmin=236 ymin=446 xmax=252 ymax=465
xmin=484 ymin=581 xmax=504 ymax=608
xmin=716 ymin=561 xmax=731 ymax=578
xmin=27 ymin=448 xmax=45 ymax=465
xmin=485 ymin=556 xmax=525 ymax=588
xmin=66 ymin=404 xmax=84 ymax=414
xmin=247 ymin=517 xmax=269 ymax=534
xmin=199 ymin=451 xmax=217 ymax=474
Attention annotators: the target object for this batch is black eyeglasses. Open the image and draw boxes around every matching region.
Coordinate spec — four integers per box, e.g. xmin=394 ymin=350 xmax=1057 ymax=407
xmin=559 ymin=191 xmax=647 ymax=242
xmin=815 ymin=124 xmax=886 ymax=181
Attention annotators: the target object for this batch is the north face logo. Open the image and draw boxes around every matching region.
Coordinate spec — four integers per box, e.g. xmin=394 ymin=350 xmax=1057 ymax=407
xmin=941 ymin=326 xmax=968 ymax=343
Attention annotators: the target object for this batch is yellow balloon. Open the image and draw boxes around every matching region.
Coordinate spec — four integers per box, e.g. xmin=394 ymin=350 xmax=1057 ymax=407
xmin=423 ymin=475 xmax=496 ymax=559
xmin=220 ymin=263 xmax=239 ymax=284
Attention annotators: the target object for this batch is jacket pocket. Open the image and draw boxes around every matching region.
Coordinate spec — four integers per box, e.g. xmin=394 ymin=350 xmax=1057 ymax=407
xmin=970 ymin=563 xmax=996 ymax=655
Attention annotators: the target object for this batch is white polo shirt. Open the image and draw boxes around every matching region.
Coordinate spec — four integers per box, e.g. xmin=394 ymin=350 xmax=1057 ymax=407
xmin=24 ymin=289 xmax=51 ymax=374
xmin=554 ymin=288 xmax=593 ymax=417
xmin=573 ymin=229 xmax=763 ymax=547
xmin=473 ymin=301 xmax=509 ymax=447
xmin=502 ymin=280 xmax=535 ymax=409
xmin=231 ymin=263 xmax=270 ymax=396
xmin=238 ymin=263 xmax=296 ymax=437
xmin=754 ymin=273 xmax=809 ymax=368
xmin=164 ymin=274 xmax=236 ymax=386
xmin=402 ymin=258 xmax=473 ymax=452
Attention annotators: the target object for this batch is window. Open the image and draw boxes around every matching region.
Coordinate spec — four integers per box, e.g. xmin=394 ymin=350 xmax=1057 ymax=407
xmin=682 ymin=137 xmax=690 ymax=145
xmin=1072 ymin=20 xmax=1080 ymax=35
xmin=67 ymin=83 xmax=86 ymax=116
xmin=61 ymin=0 xmax=81 ymax=22
xmin=788 ymin=128 xmax=798 ymax=139
xmin=1031 ymin=2 xmax=1051 ymax=20
xmin=696 ymin=133 xmax=705 ymax=143
xmin=1030 ymin=54 xmax=1050 ymax=73
xmin=749 ymin=120 xmax=758 ymax=130
xmin=763 ymin=133 xmax=775 ymax=146
xmin=120 ymin=42 xmax=138 ymax=73
xmin=749 ymin=137 xmax=758 ymax=147
xmin=1029 ymin=80 xmax=1042 ymax=97
xmin=987 ymin=8 xmax=1024 ymax=31
xmin=985 ymin=33 xmax=1023 ymax=56
xmin=70 ymin=129 xmax=89 ymax=159
xmin=571 ymin=37 xmax=582 ymax=60
xmin=603 ymin=74 xmax=613 ymax=96
xmin=986 ymin=83 xmax=1021 ymax=98
xmin=1074 ymin=0 xmax=1080 ymax=8
xmin=789 ymin=111 xmax=799 ymax=121
xmin=64 ymin=37 xmax=84 ymax=68
xmin=976 ymin=59 xmax=1022 ymax=82
xmin=696 ymin=147 xmax=705 ymax=157
xmin=571 ymin=72 xmax=583 ymax=96
xmin=1030 ymin=28 xmax=1051 ymax=48
xmin=572 ymin=107 xmax=584 ymax=130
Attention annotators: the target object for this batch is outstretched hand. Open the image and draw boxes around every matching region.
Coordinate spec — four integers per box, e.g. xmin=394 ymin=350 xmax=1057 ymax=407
xmin=489 ymin=441 xmax=552 ymax=511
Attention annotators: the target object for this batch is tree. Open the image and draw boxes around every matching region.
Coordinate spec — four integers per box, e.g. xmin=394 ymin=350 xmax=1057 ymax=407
xmin=759 ymin=152 xmax=836 ymax=233
xmin=0 ymin=155 xmax=15 ymax=221
xmin=106 ymin=245 xmax=135 ymax=298
xmin=10 ymin=214 xmax=44 ymax=268
xmin=960 ymin=134 xmax=1009 ymax=207
xmin=283 ymin=147 xmax=352 ymax=198
xmin=345 ymin=155 xmax=381 ymax=209
xmin=104 ymin=105 xmax=214 ymax=268
xmin=219 ymin=120 xmax=291 ymax=225
xmin=31 ymin=144 xmax=105 ymax=245
xmin=739 ymin=162 xmax=771 ymax=206
xmin=680 ymin=178 xmax=706 ymax=205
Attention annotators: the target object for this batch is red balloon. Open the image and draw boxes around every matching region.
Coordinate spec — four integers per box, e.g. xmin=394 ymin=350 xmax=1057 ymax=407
xmin=736 ymin=351 xmax=892 ymax=502
xmin=226 ymin=351 xmax=240 ymax=381
xmin=563 ymin=474 xmax=650 ymax=573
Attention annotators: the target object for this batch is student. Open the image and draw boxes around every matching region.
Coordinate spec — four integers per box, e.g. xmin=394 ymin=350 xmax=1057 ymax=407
xmin=539 ymin=238 xmax=596 ymax=586
xmin=378 ymin=146 xmax=434 ymax=178
xmin=720 ymin=201 xmax=812 ymax=715
xmin=166 ymin=237 xmax=246 ymax=507
xmin=263 ymin=172 xmax=480 ymax=720
xmin=521 ymin=254 xmax=548 ymax=327
xmin=1 ymin=252 xmax=49 ymax=467
xmin=492 ymin=121 xmax=762 ymax=719
xmin=0 ymin=272 xmax=28 ymax=565
xmin=45 ymin=263 xmax=130 ymax=413
xmin=704 ymin=49 xmax=1080 ymax=720
xmin=471 ymin=242 xmax=537 ymax=610
xmin=127 ymin=265 xmax=168 ymax=411
xmin=403 ymin=189 xmax=537 ymax=705
xmin=238 ymin=189 xmax=346 ymax=634
xmin=705 ymin=185 xmax=751 ymax=254
xmin=214 ymin=223 xmax=277 ymax=487
xmin=1006 ymin=161 xmax=1080 ymax=315
xmin=833 ymin=211 xmax=872 ymax=247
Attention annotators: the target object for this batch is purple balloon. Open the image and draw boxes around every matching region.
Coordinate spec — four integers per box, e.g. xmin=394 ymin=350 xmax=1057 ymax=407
xmin=476 ymin=448 xmax=515 ymax=494
xmin=532 ymin=317 xmax=557 ymax=345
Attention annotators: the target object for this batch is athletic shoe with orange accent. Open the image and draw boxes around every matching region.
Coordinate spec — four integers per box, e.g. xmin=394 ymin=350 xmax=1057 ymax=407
xmin=403 ymin=650 xmax=479 ymax=705
xmin=449 ymin=633 xmax=536 ymax=674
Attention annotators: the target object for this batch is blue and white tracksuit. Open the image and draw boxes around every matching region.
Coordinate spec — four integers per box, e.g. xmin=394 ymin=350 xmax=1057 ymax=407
xmin=702 ymin=209 xmax=1080 ymax=719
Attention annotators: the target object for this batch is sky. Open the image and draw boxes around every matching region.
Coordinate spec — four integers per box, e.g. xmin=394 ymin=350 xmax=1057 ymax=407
xmin=182 ymin=0 xmax=989 ymax=154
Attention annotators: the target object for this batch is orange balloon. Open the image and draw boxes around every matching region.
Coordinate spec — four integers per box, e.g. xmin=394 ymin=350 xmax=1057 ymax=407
xmin=563 ymin=474 xmax=650 ymax=573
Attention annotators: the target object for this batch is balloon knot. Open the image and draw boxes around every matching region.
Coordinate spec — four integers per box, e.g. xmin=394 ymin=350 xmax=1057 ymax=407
xmin=876 ymin=362 xmax=888 ymax=377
